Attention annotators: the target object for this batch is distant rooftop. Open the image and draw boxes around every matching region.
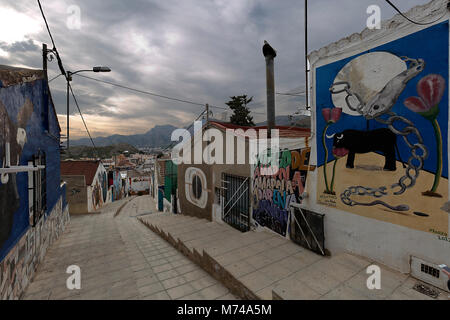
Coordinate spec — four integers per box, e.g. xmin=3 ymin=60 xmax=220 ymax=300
xmin=61 ymin=160 xmax=102 ymax=186
xmin=209 ymin=121 xmax=311 ymax=138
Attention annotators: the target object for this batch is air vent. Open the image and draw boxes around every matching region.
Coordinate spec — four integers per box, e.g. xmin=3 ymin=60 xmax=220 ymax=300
xmin=411 ymin=256 xmax=449 ymax=293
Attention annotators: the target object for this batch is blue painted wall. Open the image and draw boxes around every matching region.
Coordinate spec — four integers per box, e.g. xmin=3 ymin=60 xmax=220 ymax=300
xmin=0 ymin=76 xmax=64 ymax=261
xmin=316 ymin=22 xmax=449 ymax=178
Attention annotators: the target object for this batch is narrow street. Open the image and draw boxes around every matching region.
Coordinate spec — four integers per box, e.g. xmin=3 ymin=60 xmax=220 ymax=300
xmin=21 ymin=196 xmax=238 ymax=300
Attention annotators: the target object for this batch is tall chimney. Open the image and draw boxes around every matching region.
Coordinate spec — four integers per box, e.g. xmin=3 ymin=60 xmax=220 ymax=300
xmin=263 ymin=40 xmax=277 ymax=137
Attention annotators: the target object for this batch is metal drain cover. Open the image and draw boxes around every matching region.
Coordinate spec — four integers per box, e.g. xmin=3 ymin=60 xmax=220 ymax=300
xmin=413 ymin=283 xmax=440 ymax=299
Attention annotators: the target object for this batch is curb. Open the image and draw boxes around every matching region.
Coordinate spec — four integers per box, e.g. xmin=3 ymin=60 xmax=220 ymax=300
xmin=114 ymin=196 xmax=136 ymax=218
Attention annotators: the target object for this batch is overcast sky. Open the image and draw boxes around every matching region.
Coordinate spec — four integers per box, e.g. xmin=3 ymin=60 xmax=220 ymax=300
xmin=0 ymin=0 xmax=430 ymax=139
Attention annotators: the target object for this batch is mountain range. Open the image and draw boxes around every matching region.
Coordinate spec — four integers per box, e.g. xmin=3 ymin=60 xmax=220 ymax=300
xmin=70 ymin=115 xmax=310 ymax=148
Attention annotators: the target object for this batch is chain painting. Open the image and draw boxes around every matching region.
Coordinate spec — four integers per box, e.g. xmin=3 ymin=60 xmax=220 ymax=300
xmin=315 ymin=22 xmax=449 ymax=234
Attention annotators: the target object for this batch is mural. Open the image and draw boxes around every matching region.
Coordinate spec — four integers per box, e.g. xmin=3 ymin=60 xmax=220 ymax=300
xmin=92 ymin=180 xmax=102 ymax=210
xmin=0 ymin=99 xmax=34 ymax=248
xmin=316 ymin=22 xmax=449 ymax=234
xmin=252 ymin=147 xmax=314 ymax=236
xmin=0 ymin=72 xmax=64 ymax=260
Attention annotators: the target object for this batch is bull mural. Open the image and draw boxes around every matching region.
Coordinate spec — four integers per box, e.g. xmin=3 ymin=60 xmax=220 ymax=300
xmin=328 ymin=128 xmax=403 ymax=171
xmin=315 ymin=22 xmax=449 ymax=235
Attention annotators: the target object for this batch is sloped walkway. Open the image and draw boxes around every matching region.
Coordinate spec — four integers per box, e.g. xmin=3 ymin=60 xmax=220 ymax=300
xmin=139 ymin=213 xmax=449 ymax=300
xmin=21 ymin=196 xmax=237 ymax=300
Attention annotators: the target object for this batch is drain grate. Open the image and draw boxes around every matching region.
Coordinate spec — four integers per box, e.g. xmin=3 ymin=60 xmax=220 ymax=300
xmin=412 ymin=283 xmax=440 ymax=299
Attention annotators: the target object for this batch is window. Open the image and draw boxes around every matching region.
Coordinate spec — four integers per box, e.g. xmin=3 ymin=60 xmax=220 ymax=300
xmin=192 ymin=175 xmax=202 ymax=199
xmin=28 ymin=151 xmax=46 ymax=227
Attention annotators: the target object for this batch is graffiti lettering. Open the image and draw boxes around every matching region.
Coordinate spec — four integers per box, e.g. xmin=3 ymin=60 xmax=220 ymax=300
xmin=252 ymin=148 xmax=313 ymax=236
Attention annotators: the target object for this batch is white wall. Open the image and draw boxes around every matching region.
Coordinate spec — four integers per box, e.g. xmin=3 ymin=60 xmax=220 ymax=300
xmin=306 ymin=0 xmax=450 ymax=273
xmin=87 ymin=163 xmax=108 ymax=213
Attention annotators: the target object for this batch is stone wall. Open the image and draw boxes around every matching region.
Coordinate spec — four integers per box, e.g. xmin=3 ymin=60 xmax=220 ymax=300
xmin=0 ymin=195 xmax=70 ymax=300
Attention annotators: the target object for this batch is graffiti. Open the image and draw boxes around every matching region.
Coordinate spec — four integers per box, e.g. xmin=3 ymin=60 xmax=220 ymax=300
xmin=321 ymin=107 xmax=342 ymax=194
xmin=101 ymin=172 xmax=107 ymax=202
xmin=316 ymin=22 xmax=449 ymax=234
xmin=92 ymin=180 xmax=102 ymax=210
xmin=252 ymin=148 xmax=314 ymax=236
xmin=0 ymin=99 xmax=33 ymax=248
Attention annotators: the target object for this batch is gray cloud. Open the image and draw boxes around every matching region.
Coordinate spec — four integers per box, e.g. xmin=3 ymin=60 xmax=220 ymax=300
xmin=1 ymin=0 xmax=430 ymax=139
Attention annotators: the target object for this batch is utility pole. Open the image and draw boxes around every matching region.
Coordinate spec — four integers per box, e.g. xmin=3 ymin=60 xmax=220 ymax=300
xmin=42 ymin=43 xmax=48 ymax=79
xmin=262 ymin=41 xmax=277 ymax=138
xmin=206 ymin=103 xmax=209 ymax=124
xmin=66 ymin=71 xmax=72 ymax=150
xmin=304 ymin=0 xmax=309 ymax=111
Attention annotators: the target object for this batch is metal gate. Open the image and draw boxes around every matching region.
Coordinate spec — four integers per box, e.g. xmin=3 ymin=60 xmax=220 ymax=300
xmin=221 ymin=174 xmax=250 ymax=232
xmin=290 ymin=205 xmax=326 ymax=256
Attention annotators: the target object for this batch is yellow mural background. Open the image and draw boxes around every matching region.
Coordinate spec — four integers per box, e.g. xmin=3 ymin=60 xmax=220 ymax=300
xmin=316 ymin=152 xmax=449 ymax=235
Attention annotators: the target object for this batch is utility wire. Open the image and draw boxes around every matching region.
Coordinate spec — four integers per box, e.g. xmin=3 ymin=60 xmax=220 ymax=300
xmin=75 ymin=73 xmax=266 ymax=115
xmin=37 ymin=0 xmax=66 ymax=77
xmin=48 ymin=73 xmax=63 ymax=83
xmin=68 ymin=83 xmax=101 ymax=158
xmin=275 ymin=92 xmax=306 ymax=97
xmin=75 ymin=73 xmax=207 ymax=107
xmin=161 ymin=110 xmax=206 ymax=152
xmin=384 ymin=0 xmax=447 ymax=26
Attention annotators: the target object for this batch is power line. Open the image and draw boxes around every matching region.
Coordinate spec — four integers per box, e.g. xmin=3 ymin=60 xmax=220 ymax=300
xmin=75 ymin=73 xmax=266 ymax=115
xmin=384 ymin=0 xmax=447 ymax=26
xmin=68 ymin=83 xmax=101 ymax=158
xmin=275 ymin=92 xmax=306 ymax=97
xmin=161 ymin=110 xmax=206 ymax=152
xmin=75 ymin=73 xmax=207 ymax=107
xmin=36 ymin=0 xmax=66 ymax=77
xmin=48 ymin=73 xmax=63 ymax=83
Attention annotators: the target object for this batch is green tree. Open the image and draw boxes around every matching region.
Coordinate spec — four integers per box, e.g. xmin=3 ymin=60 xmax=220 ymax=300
xmin=226 ymin=95 xmax=255 ymax=126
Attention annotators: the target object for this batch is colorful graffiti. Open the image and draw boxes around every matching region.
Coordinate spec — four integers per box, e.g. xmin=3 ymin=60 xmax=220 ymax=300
xmin=252 ymin=147 xmax=314 ymax=236
xmin=316 ymin=22 xmax=449 ymax=234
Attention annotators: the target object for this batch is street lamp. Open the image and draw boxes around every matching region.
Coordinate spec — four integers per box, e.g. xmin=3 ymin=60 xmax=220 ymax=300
xmin=66 ymin=66 xmax=111 ymax=150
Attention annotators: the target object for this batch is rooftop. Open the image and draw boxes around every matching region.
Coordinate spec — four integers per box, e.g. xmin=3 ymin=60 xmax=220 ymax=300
xmin=60 ymin=160 xmax=102 ymax=186
xmin=209 ymin=121 xmax=311 ymax=138
xmin=0 ymin=65 xmax=44 ymax=88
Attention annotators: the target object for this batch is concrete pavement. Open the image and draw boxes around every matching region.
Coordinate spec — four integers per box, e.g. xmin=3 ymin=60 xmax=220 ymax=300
xmin=21 ymin=196 xmax=238 ymax=300
xmin=139 ymin=213 xmax=449 ymax=300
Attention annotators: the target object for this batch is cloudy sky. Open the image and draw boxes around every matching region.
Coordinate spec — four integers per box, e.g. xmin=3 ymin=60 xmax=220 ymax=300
xmin=0 ymin=0 xmax=429 ymax=139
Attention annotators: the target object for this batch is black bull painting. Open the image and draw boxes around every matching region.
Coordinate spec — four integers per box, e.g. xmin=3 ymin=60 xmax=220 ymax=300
xmin=328 ymin=128 xmax=404 ymax=171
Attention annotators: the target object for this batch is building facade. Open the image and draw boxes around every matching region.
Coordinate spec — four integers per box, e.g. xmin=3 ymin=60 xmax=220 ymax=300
xmin=61 ymin=160 xmax=110 ymax=214
xmin=305 ymin=0 xmax=450 ymax=291
xmin=0 ymin=65 xmax=69 ymax=299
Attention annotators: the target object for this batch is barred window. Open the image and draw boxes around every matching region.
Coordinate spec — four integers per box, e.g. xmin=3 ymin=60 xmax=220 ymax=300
xmin=28 ymin=151 xmax=46 ymax=227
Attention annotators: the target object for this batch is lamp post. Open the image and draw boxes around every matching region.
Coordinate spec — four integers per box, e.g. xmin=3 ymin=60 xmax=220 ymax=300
xmin=66 ymin=66 xmax=111 ymax=150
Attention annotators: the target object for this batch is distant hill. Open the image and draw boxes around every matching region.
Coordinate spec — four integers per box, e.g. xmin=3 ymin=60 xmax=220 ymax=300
xmin=70 ymin=115 xmax=310 ymax=149
xmin=70 ymin=124 xmax=178 ymax=147
xmin=62 ymin=143 xmax=139 ymax=160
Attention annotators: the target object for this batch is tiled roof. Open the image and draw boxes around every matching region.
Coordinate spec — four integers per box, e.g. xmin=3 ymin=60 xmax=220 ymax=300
xmin=61 ymin=160 xmax=101 ymax=186
xmin=209 ymin=121 xmax=311 ymax=138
